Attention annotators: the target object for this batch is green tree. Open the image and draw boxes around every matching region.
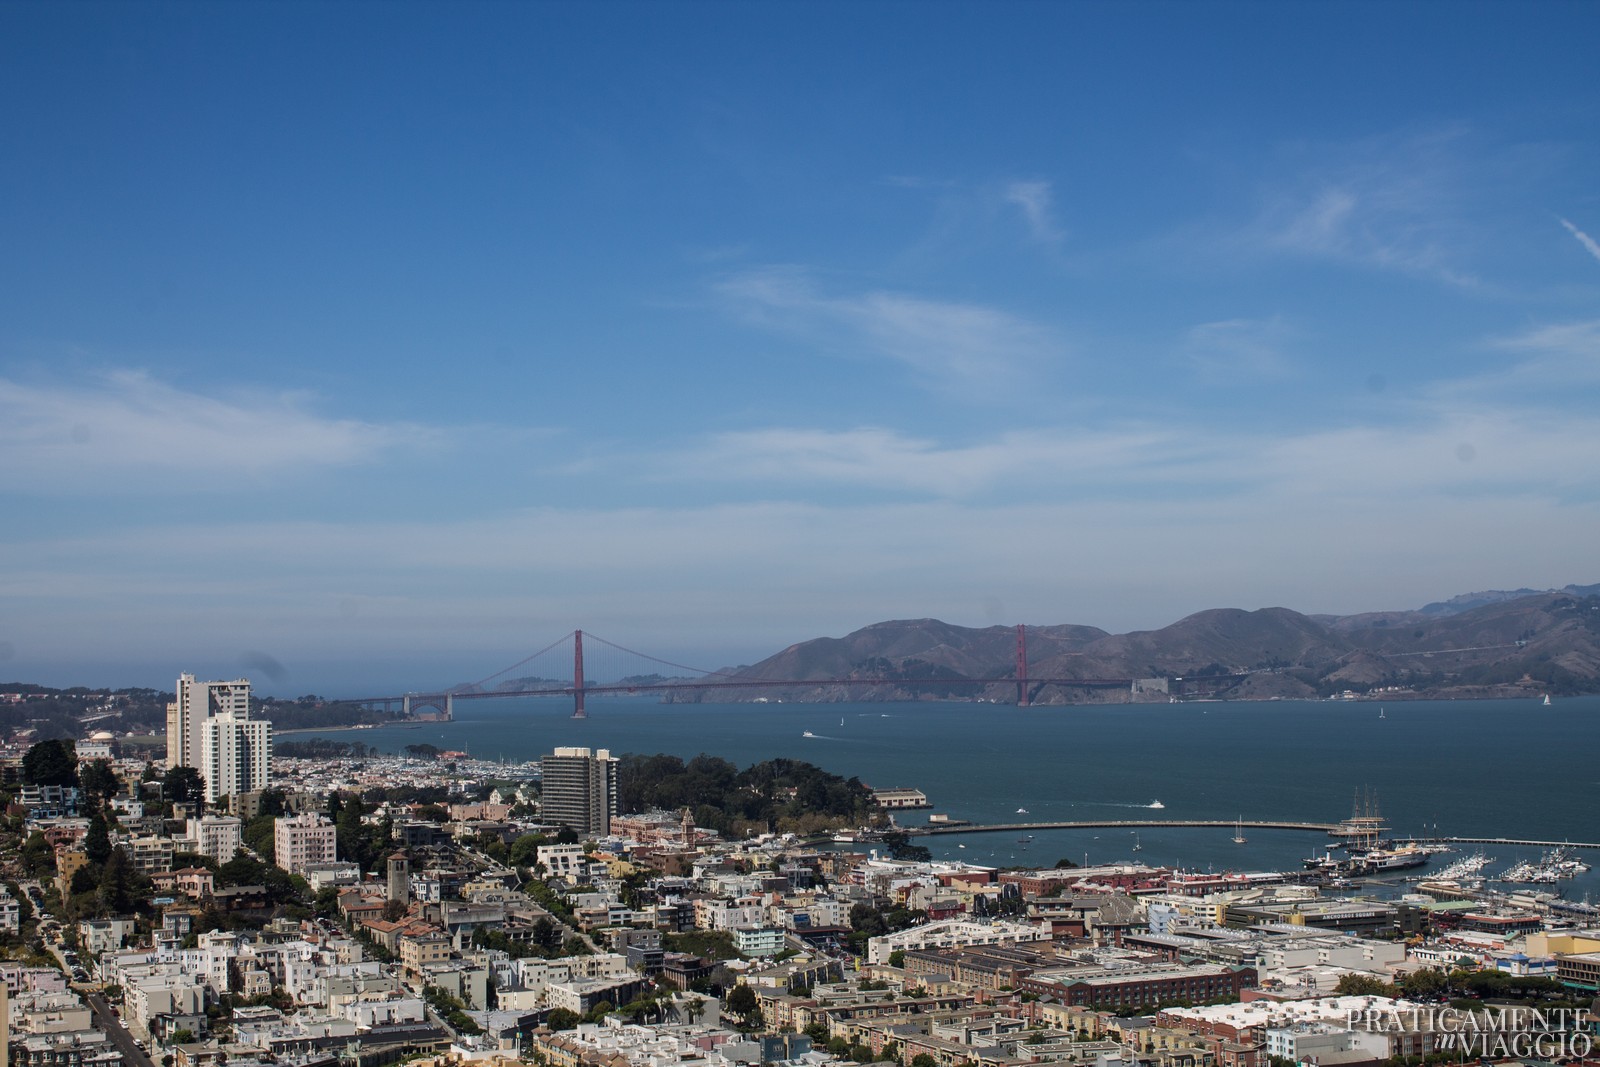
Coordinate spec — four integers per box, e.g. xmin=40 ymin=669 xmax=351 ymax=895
xmin=848 ymin=903 xmax=886 ymax=937
xmin=1400 ymin=967 xmax=1448 ymax=1000
xmin=70 ymin=865 xmax=98 ymax=896
xmin=314 ymin=886 xmax=341 ymax=920
xmin=20 ymin=831 xmax=55 ymax=877
xmin=79 ymin=760 xmax=120 ymax=810
xmin=162 ymin=766 xmax=206 ymax=806
xmin=23 ymin=739 xmax=78 ymax=787
xmin=508 ymin=832 xmax=548 ymax=867
xmin=242 ymin=814 xmax=277 ymax=856
xmin=726 ymin=983 xmax=758 ymax=1017
xmin=84 ymin=812 xmax=112 ymax=865
xmin=97 ymin=846 xmax=145 ymax=915
xmin=1334 ymin=973 xmax=1395 ymax=997
xmin=546 ymin=1008 xmax=580 ymax=1031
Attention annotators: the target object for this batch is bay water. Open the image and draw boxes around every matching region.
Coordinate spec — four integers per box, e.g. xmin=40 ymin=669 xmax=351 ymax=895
xmin=306 ymin=695 xmax=1600 ymax=900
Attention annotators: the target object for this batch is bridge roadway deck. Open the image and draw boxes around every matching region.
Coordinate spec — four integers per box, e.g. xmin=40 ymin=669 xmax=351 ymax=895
xmin=910 ymin=819 xmax=1342 ymax=836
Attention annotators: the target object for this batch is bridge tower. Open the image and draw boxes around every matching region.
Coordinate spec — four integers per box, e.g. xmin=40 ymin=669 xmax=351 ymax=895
xmin=572 ymin=629 xmax=587 ymax=719
xmin=1015 ymin=624 xmax=1030 ymax=707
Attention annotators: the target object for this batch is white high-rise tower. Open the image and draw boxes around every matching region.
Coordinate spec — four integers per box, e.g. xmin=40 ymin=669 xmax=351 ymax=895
xmin=166 ymin=674 xmax=252 ymax=772
xmin=166 ymin=674 xmax=271 ymax=801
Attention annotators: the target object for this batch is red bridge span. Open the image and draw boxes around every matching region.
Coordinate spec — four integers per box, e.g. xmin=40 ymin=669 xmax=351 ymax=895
xmin=348 ymin=628 xmax=1247 ymax=719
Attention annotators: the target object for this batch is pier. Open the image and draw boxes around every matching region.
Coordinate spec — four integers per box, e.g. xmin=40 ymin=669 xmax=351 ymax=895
xmin=904 ymin=823 xmax=1600 ymax=850
xmin=910 ymin=819 xmax=1342 ymax=836
xmin=1442 ymin=836 xmax=1600 ymax=850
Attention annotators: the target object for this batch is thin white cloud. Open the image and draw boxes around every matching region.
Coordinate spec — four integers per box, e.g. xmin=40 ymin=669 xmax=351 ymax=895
xmin=1238 ymin=128 xmax=1488 ymax=288
xmin=1432 ymin=318 xmax=1600 ymax=399
xmin=0 ymin=370 xmax=423 ymax=492
xmin=1183 ymin=317 xmax=1294 ymax=381
xmin=880 ymin=174 xmax=1067 ymax=268
xmin=9 ymin=469 xmax=1598 ymax=680
xmin=671 ymin=426 xmax=1186 ymax=496
xmin=1003 ymin=180 xmax=1063 ymax=244
xmin=1560 ymin=217 xmax=1600 ymax=264
xmin=652 ymin=383 xmax=1600 ymax=504
xmin=713 ymin=267 xmax=1059 ymax=393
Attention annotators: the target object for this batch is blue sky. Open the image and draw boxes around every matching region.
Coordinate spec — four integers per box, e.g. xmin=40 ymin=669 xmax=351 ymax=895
xmin=3 ymin=1 xmax=1599 ymax=694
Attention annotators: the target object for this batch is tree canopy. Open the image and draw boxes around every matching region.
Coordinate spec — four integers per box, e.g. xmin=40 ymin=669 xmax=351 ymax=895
xmin=162 ymin=766 xmax=206 ymax=805
xmin=22 ymin=739 xmax=78 ymax=787
xmin=616 ymin=754 xmax=874 ymax=836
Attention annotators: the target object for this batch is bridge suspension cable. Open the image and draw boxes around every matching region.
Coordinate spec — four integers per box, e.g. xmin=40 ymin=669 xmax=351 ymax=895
xmin=583 ymin=631 xmax=771 ymax=683
xmin=467 ymin=631 xmax=576 ymax=690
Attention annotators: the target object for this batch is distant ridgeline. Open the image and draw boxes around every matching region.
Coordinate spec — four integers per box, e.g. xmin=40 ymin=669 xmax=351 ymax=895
xmin=676 ymin=587 xmax=1600 ymax=704
xmin=10 ymin=584 xmax=1600 ymax=728
xmin=616 ymin=754 xmax=876 ymax=838
xmin=0 ymin=685 xmax=410 ymax=743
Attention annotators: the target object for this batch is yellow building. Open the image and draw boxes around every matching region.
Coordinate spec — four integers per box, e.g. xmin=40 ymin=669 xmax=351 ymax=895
xmin=1525 ymin=932 xmax=1600 ymax=957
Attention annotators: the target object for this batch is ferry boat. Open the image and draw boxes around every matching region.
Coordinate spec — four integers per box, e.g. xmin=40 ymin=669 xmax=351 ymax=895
xmin=1352 ymin=845 xmax=1430 ymax=873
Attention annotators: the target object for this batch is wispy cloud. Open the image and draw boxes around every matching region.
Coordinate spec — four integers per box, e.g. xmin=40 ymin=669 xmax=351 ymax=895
xmin=1182 ymin=317 xmax=1295 ymax=381
xmin=880 ymin=174 xmax=1068 ymax=266
xmin=1560 ymin=217 xmax=1600 ymax=264
xmin=1430 ymin=318 xmax=1600 ymax=400
xmin=660 ymin=401 xmax=1600 ymax=505
xmin=0 ymin=370 xmax=423 ymax=493
xmin=1238 ymin=128 xmax=1488 ymax=287
xmin=669 ymin=425 xmax=1185 ymax=497
xmin=1003 ymin=180 xmax=1063 ymax=244
xmin=712 ymin=267 xmax=1060 ymax=393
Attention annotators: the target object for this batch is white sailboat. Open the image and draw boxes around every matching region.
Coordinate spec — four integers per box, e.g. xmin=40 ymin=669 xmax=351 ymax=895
xmin=1233 ymin=817 xmax=1247 ymax=845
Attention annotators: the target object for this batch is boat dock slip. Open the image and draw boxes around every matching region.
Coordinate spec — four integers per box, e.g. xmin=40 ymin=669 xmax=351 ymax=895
xmin=912 ymin=819 xmax=1342 ymax=835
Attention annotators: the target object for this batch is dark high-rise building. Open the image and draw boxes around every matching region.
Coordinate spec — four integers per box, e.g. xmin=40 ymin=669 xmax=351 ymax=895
xmin=540 ymin=746 xmax=618 ymax=836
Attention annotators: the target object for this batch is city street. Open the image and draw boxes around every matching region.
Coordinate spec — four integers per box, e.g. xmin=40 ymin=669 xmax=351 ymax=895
xmin=85 ymin=991 xmax=156 ymax=1067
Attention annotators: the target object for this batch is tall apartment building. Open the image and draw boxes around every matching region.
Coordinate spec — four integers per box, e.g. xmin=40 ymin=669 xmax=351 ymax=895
xmin=186 ymin=815 xmax=243 ymax=864
xmin=275 ymin=812 xmax=338 ymax=875
xmin=166 ymin=674 xmax=251 ymax=771
xmin=166 ymin=674 xmax=272 ymax=802
xmin=539 ymin=746 xmax=618 ymax=836
xmin=199 ymin=712 xmax=272 ymax=803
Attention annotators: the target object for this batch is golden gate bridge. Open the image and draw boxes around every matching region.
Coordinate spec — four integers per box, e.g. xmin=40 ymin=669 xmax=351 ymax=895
xmin=347 ymin=626 xmax=1248 ymax=720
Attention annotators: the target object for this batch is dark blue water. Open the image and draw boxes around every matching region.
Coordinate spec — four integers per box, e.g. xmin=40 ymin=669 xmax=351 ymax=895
xmin=304 ymin=695 xmax=1600 ymax=899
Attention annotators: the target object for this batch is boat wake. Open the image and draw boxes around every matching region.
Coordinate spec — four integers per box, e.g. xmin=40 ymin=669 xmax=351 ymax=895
xmin=1085 ymin=800 xmax=1169 ymax=810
